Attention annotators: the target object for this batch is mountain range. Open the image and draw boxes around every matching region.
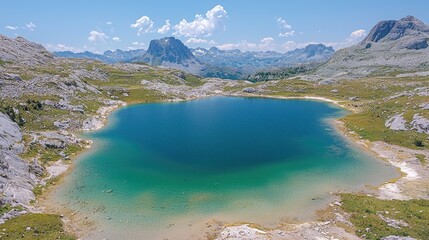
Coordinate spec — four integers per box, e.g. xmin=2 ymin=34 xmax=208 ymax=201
xmin=192 ymin=44 xmax=334 ymax=74
xmin=54 ymin=49 xmax=145 ymax=64
xmin=52 ymin=15 xmax=429 ymax=80
xmin=54 ymin=38 xmax=335 ymax=78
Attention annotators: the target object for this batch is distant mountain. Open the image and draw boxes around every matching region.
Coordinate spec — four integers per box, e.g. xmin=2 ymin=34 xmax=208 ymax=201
xmin=132 ymin=37 xmax=204 ymax=75
xmin=53 ymin=49 xmax=145 ymax=63
xmin=317 ymin=16 xmax=429 ymax=78
xmin=53 ymin=37 xmax=334 ymax=79
xmin=191 ymin=44 xmax=334 ymax=74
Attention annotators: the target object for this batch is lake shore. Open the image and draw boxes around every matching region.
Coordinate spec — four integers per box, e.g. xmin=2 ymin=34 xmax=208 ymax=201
xmin=37 ymin=93 xmax=428 ymax=240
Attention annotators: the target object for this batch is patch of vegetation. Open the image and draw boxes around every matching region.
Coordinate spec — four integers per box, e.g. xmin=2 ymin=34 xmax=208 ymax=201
xmin=414 ymin=139 xmax=424 ymax=147
xmin=416 ymin=154 xmax=427 ymax=165
xmin=340 ymin=194 xmax=429 ymax=240
xmin=32 ymin=176 xmax=61 ymax=196
xmin=202 ymin=65 xmax=243 ymax=80
xmin=247 ymin=63 xmax=320 ymax=82
xmin=0 ymin=213 xmax=75 ymax=240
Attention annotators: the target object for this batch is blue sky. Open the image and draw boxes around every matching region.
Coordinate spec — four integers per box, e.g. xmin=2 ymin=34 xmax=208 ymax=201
xmin=1 ymin=0 xmax=428 ymax=53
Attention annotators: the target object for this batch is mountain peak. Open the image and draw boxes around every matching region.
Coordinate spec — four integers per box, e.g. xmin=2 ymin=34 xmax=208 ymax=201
xmin=401 ymin=15 xmax=422 ymax=23
xmin=145 ymin=37 xmax=197 ymax=65
xmin=362 ymin=15 xmax=429 ymax=45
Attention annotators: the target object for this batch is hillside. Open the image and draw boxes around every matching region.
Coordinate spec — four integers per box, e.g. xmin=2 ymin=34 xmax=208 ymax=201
xmin=317 ymin=16 xmax=429 ymax=78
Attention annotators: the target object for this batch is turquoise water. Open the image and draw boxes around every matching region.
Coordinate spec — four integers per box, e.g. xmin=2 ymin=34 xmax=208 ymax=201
xmin=54 ymin=97 xmax=397 ymax=239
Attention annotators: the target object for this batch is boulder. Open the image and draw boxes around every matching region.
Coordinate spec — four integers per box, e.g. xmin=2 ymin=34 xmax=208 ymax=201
xmin=411 ymin=114 xmax=429 ymax=134
xmin=242 ymin=87 xmax=257 ymax=93
xmin=385 ymin=113 xmax=408 ymax=131
xmin=82 ymin=116 xmax=104 ymax=131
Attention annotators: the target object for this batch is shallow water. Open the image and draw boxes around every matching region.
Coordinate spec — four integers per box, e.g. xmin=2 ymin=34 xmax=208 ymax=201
xmin=54 ymin=97 xmax=398 ymax=239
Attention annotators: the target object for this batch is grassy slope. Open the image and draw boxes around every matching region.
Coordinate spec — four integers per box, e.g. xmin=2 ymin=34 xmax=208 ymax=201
xmin=341 ymin=194 xmax=429 ymax=240
xmin=0 ymin=214 xmax=75 ymax=240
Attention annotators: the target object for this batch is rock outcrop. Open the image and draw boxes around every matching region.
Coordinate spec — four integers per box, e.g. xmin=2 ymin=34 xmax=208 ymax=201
xmin=316 ymin=16 xmax=429 ymax=78
xmin=0 ymin=113 xmax=37 ymax=206
xmin=0 ymin=34 xmax=53 ymax=65
xmin=411 ymin=114 xmax=429 ymax=134
xmin=82 ymin=116 xmax=104 ymax=131
xmin=385 ymin=114 xmax=408 ymax=131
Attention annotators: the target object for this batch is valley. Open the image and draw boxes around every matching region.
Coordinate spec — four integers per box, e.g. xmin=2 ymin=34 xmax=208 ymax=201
xmin=0 ymin=13 xmax=428 ymax=240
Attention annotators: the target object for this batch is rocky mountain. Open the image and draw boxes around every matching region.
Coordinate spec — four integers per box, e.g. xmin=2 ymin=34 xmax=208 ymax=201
xmin=132 ymin=37 xmax=204 ymax=75
xmin=0 ymin=34 xmax=54 ymax=65
xmin=192 ymin=44 xmax=334 ymax=74
xmin=54 ymin=49 xmax=145 ymax=63
xmin=317 ymin=16 xmax=429 ymax=78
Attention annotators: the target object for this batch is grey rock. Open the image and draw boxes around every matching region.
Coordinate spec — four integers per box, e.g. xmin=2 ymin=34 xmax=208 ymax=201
xmin=317 ymin=16 xmax=429 ymax=78
xmin=385 ymin=113 xmax=408 ymax=131
xmin=82 ymin=116 xmax=104 ymax=131
xmin=43 ymin=99 xmax=84 ymax=113
xmin=242 ymin=87 xmax=257 ymax=93
xmin=381 ymin=236 xmax=416 ymax=240
xmin=29 ymin=161 xmax=44 ymax=177
xmin=0 ymin=73 xmax=22 ymax=81
xmin=0 ymin=209 xmax=27 ymax=224
xmin=39 ymin=139 xmax=66 ymax=149
xmin=54 ymin=119 xmax=71 ymax=129
xmin=420 ymin=103 xmax=429 ymax=110
xmin=0 ymin=34 xmax=53 ymax=65
xmin=410 ymin=114 xmax=429 ymax=134
xmin=0 ymin=112 xmax=22 ymax=152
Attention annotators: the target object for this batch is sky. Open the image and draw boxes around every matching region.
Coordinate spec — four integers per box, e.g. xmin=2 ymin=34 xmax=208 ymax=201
xmin=1 ymin=0 xmax=428 ymax=53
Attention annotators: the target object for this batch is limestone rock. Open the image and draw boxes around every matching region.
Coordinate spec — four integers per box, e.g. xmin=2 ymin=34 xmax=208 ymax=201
xmin=82 ymin=116 xmax=104 ymax=131
xmin=411 ymin=114 xmax=429 ymax=134
xmin=385 ymin=114 xmax=408 ymax=131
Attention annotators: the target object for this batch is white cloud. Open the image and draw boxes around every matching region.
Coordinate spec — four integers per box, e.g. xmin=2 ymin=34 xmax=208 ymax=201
xmin=217 ymin=37 xmax=277 ymax=52
xmin=106 ymin=21 xmax=112 ymax=25
xmin=186 ymin=38 xmax=216 ymax=45
xmin=279 ymin=30 xmax=295 ymax=37
xmin=260 ymin=37 xmax=274 ymax=44
xmin=5 ymin=26 xmax=19 ymax=30
xmin=280 ymin=41 xmax=317 ymax=52
xmin=128 ymin=41 xmax=145 ymax=50
xmin=112 ymin=36 xmax=120 ymax=42
xmin=157 ymin=20 xmax=171 ymax=34
xmin=277 ymin=17 xmax=291 ymax=30
xmin=314 ymin=29 xmax=367 ymax=50
xmin=45 ymin=43 xmax=81 ymax=52
xmin=130 ymin=16 xmax=154 ymax=35
xmin=277 ymin=18 xmax=295 ymax=38
xmin=25 ymin=22 xmax=36 ymax=31
xmin=349 ymin=29 xmax=366 ymax=39
xmin=173 ymin=5 xmax=227 ymax=37
xmin=88 ymin=30 xmax=108 ymax=42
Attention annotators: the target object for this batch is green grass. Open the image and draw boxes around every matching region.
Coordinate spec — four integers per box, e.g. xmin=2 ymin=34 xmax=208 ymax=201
xmin=32 ymin=176 xmax=61 ymax=196
xmin=341 ymin=194 xmax=429 ymax=240
xmin=0 ymin=213 xmax=75 ymax=240
xmin=416 ymin=154 xmax=427 ymax=165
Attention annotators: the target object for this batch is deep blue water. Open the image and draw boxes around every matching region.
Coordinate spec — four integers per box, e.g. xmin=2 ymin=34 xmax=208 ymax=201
xmin=55 ymin=97 xmax=398 ymax=239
